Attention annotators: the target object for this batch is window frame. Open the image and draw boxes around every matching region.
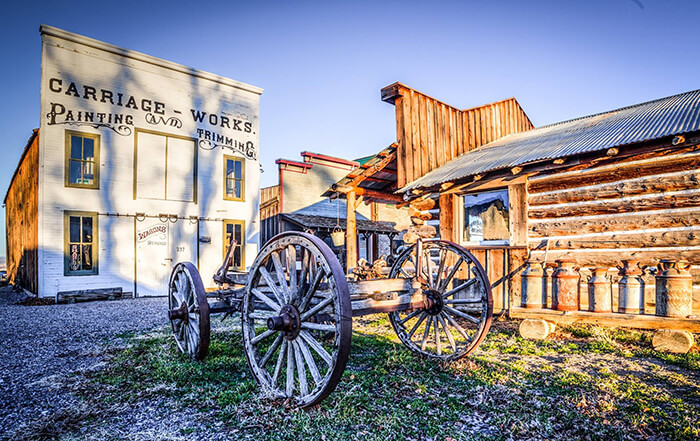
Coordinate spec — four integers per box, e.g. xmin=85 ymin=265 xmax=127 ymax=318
xmin=223 ymin=155 xmax=245 ymax=202
xmin=223 ymin=219 xmax=246 ymax=271
xmin=133 ymin=128 xmax=198 ymax=203
xmin=64 ymin=210 xmax=99 ymax=276
xmin=65 ymin=130 xmax=100 ymax=189
xmin=458 ymin=188 xmax=511 ymax=246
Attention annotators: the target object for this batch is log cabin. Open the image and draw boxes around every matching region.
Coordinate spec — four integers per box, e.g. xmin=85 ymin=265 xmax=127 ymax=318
xmin=4 ymin=26 xmax=262 ymax=301
xmin=331 ymin=82 xmax=700 ymax=333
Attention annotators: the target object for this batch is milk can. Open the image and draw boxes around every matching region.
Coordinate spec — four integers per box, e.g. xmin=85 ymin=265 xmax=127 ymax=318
xmin=552 ymin=260 xmax=580 ymax=311
xmin=588 ymin=267 xmax=611 ymax=312
xmin=617 ymin=260 xmax=644 ymax=314
xmin=521 ymin=260 xmax=544 ymax=309
xmin=655 ymin=260 xmax=693 ymax=318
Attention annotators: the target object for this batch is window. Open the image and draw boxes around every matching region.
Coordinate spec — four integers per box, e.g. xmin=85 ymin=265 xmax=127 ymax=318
xmin=134 ymin=129 xmax=197 ymax=202
xmin=224 ymin=155 xmax=245 ymax=201
xmin=64 ymin=211 xmax=98 ymax=275
xmin=223 ymin=220 xmax=245 ymax=270
xmin=65 ymin=131 xmax=99 ymax=188
xmin=461 ymin=190 xmax=509 ymax=244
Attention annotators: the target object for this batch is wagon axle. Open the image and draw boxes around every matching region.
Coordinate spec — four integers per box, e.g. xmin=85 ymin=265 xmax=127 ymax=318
xmin=168 ymin=302 xmax=189 ymax=322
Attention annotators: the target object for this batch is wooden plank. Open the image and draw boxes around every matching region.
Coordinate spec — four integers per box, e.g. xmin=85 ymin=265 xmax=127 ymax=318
xmin=438 ymin=193 xmax=455 ymax=242
xmin=419 ymin=94 xmax=429 ymax=182
xmin=530 ymin=208 xmax=700 ymax=237
xmin=57 ymin=287 xmax=123 ymax=304
xmin=348 ymin=278 xmax=417 ymax=296
xmin=395 ymin=93 xmax=408 ymax=189
xmin=529 ymin=149 xmax=700 ymax=193
xmin=529 ymin=170 xmax=700 ymax=206
xmin=409 ymin=89 xmax=420 ymax=185
xmin=529 ymin=189 xmax=700 ymax=219
xmin=488 ymin=249 xmax=505 ymax=312
xmin=509 ymin=307 xmax=700 ymax=332
xmin=529 ymin=247 xmax=700 ymax=268
xmin=531 ymin=227 xmax=700 ymax=250
xmin=351 ymin=291 xmax=426 ymax=317
xmin=508 ymin=183 xmax=528 ymax=246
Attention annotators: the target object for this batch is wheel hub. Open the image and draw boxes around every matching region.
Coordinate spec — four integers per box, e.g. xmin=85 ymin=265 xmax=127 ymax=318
xmin=168 ymin=302 xmax=189 ymax=323
xmin=423 ymin=290 xmax=443 ymax=316
xmin=267 ymin=304 xmax=301 ymax=340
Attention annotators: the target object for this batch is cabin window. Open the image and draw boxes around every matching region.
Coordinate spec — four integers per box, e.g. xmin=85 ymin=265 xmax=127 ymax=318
xmin=223 ymin=220 xmax=245 ymax=270
xmin=65 ymin=131 xmax=99 ymax=189
xmin=64 ymin=211 xmax=98 ymax=275
xmin=135 ymin=129 xmax=197 ymax=202
xmin=224 ymin=155 xmax=245 ymax=201
xmin=461 ymin=190 xmax=510 ymax=244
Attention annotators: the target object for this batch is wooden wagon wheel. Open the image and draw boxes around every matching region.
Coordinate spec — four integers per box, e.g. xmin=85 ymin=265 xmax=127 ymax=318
xmin=168 ymin=262 xmax=211 ymax=361
xmin=242 ymin=232 xmax=352 ymax=408
xmin=388 ymin=240 xmax=492 ymax=361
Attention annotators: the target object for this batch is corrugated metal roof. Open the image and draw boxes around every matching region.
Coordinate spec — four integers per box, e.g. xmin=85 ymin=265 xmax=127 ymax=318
xmin=401 ymin=89 xmax=700 ymax=192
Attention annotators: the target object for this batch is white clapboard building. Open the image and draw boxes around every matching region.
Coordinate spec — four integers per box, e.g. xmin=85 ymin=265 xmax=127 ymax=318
xmin=4 ymin=25 xmax=262 ymax=300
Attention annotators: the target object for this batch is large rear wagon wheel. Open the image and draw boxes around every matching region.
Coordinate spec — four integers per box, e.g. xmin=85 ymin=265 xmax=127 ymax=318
xmin=168 ymin=262 xmax=210 ymax=361
xmin=388 ymin=240 xmax=492 ymax=361
xmin=242 ymin=232 xmax=352 ymax=408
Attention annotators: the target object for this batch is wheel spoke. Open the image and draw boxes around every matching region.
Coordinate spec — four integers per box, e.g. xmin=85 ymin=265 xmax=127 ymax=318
xmin=251 ymin=328 xmax=277 ymax=345
xmin=444 ymin=305 xmax=481 ymax=324
xmin=298 ymin=248 xmax=310 ymax=299
xmin=399 ymin=309 xmax=422 ymax=324
xmin=425 ymin=249 xmax=435 ymax=289
xmin=260 ymin=335 xmax=283 ymax=368
xmin=434 ymin=317 xmax=441 ymax=355
xmin=420 ymin=316 xmax=433 ymax=351
xmin=299 ymin=330 xmax=333 ymax=366
xmin=297 ymin=339 xmax=322 ymax=385
xmin=407 ymin=313 xmax=427 ymax=339
xmin=272 ymin=340 xmax=287 ymax=386
xmin=300 ymin=296 xmax=334 ymax=321
xmin=286 ymin=341 xmax=295 ymax=397
xmin=443 ymin=311 xmax=472 ymax=342
xmin=438 ymin=257 xmax=463 ymax=292
xmin=293 ymin=340 xmax=308 ymax=396
xmin=259 ymin=266 xmax=286 ymax=307
xmin=437 ymin=313 xmax=457 ymax=351
xmin=300 ymin=322 xmax=336 ymax=332
xmin=442 ymin=278 xmax=477 ymax=299
xmin=251 ymin=288 xmax=281 ymax=312
xmin=434 ymin=248 xmax=447 ymax=290
xmin=299 ymin=266 xmax=326 ymax=312
xmin=287 ymin=245 xmax=298 ymax=304
xmin=271 ymin=251 xmax=291 ymax=304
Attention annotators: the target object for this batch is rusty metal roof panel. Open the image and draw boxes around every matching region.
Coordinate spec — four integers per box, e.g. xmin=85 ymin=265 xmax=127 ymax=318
xmin=402 ymin=89 xmax=700 ymax=192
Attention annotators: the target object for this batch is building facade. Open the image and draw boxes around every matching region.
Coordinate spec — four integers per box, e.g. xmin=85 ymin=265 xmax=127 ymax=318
xmin=5 ymin=26 xmax=262 ymax=299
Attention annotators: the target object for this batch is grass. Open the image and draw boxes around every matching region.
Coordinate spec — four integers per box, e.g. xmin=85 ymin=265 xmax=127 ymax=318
xmin=66 ymin=318 xmax=700 ymax=441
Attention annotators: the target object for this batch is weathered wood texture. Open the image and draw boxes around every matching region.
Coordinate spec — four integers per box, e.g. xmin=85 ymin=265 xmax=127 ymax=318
xmin=527 ymin=146 xmax=700 ymax=315
xmin=57 ymin=287 xmax=124 ymax=304
xmin=5 ymin=130 xmax=39 ymax=294
xmin=382 ymin=83 xmax=534 ymax=188
xmin=510 ymin=307 xmax=700 ymax=333
xmin=260 ymin=185 xmax=280 ymax=244
xmin=438 ymin=193 xmax=455 ymax=242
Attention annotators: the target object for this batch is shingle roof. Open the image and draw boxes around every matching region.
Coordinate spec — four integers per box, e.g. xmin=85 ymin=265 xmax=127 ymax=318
xmin=401 ymin=89 xmax=700 ymax=192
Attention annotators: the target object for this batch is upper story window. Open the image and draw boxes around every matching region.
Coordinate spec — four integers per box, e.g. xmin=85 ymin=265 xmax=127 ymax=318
xmin=224 ymin=155 xmax=245 ymax=201
xmin=135 ymin=129 xmax=197 ymax=202
xmin=461 ymin=189 xmax=509 ymax=244
xmin=64 ymin=211 xmax=98 ymax=276
xmin=65 ymin=130 xmax=99 ymax=189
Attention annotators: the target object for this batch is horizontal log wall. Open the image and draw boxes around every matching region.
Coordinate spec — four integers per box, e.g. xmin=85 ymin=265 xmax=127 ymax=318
xmin=388 ymin=84 xmax=534 ymax=188
xmin=528 ymin=147 xmax=700 ymax=314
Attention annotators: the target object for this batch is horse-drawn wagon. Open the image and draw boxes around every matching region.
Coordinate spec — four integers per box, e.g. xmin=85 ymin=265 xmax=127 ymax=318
xmin=167 ymin=232 xmax=492 ymax=407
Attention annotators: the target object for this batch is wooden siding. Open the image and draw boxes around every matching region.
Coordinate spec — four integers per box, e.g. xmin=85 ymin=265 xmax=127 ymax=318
xmin=382 ymin=83 xmax=534 ymax=188
xmin=527 ymin=146 xmax=700 ymax=314
xmin=5 ymin=131 xmax=39 ymax=294
xmin=260 ymin=185 xmax=280 ymax=244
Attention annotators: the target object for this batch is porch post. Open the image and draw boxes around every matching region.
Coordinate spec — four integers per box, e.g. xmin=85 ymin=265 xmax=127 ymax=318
xmin=346 ymin=190 xmax=358 ymax=271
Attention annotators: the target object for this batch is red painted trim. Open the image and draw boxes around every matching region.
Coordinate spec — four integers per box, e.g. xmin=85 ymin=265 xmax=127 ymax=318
xmin=275 ymin=159 xmax=313 ymax=169
xmin=301 ymin=151 xmax=359 ymax=168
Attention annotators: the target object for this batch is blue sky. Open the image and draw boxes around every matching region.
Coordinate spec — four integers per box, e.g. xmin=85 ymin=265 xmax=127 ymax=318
xmin=1 ymin=0 xmax=699 ymax=257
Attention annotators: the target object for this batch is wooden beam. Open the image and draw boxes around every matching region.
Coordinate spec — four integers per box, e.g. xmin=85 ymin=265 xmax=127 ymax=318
xmin=509 ymin=307 xmax=700 ymax=333
xmin=438 ymin=193 xmax=455 ymax=242
xmin=346 ymin=190 xmax=358 ymax=271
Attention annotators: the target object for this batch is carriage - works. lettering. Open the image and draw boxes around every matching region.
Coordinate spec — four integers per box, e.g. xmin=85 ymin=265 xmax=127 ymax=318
xmin=190 ymin=110 xmax=252 ymax=133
